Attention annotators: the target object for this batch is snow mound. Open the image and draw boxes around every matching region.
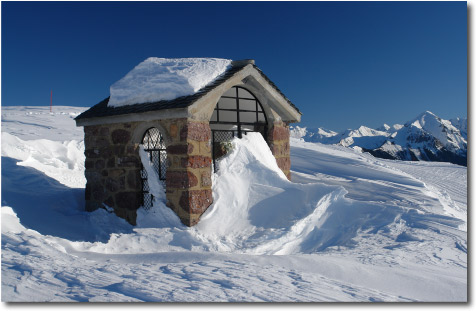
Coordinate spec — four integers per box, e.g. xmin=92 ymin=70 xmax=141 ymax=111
xmin=1 ymin=107 xmax=467 ymax=302
xmin=108 ymin=57 xmax=232 ymax=107
xmin=1 ymin=132 xmax=85 ymax=188
xmin=71 ymin=132 xmax=464 ymax=256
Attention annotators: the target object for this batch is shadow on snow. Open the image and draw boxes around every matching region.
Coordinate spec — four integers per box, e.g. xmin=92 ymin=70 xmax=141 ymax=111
xmin=1 ymin=157 xmax=133 ymax=242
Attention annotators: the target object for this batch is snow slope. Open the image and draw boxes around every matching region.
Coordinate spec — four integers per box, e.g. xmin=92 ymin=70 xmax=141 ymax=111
xmin=1 ymin=106 xmax=467 ymax=302
xmin=108 ymin=58 xmax=232 ymax=107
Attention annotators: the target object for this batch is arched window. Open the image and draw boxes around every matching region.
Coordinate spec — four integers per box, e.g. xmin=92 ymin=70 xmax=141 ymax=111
xmin=210 ymin=86 xmax=268 ymax=170
xmin=140 ymin=127 xmax=167 ymax=209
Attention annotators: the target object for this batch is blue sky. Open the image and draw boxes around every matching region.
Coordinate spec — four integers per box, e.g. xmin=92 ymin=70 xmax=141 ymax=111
xmin=2 ymin=1 xmax=467 ymax=131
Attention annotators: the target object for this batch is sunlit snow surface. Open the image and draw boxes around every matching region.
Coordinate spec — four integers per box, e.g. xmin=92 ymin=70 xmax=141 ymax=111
xmin=108 ymin=58 xmax=232 ymax=108
xmin=1 ymin=107 xmax=467 ymax=302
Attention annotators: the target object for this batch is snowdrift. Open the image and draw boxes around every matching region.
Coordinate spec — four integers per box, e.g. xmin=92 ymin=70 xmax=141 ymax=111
xmin=1 ymin=132 xmax=85 ymax=188
xmin=2 ymin=130 xmax=464 ymax=256
xmin=1 ymin=108 xmax=467 ymax=301
xmin=62 ymin=133 xmax=462 ymax=256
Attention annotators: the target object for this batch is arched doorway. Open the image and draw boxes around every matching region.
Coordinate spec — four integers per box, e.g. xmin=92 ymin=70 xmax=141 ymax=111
xmin=140 ymin=127 xmax=167 ymax=209
xmin=210 ymin=86 xmax=268 ymax=170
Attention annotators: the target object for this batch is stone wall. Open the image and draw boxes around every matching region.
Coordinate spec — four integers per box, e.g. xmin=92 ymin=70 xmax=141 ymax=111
xmin=268 ymin=121 xmax=291 ymax=180
xmin=164 ymin=119 xmax=213 ymax=226
xmin=84 ymin=122 xmax=142 ymax=225
xmin=83 ymin=118 xmax=214 ymax=227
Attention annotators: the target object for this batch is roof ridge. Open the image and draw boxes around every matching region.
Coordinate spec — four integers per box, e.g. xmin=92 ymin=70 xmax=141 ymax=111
xmin=75 ymin=62 xmax=300 ymax=121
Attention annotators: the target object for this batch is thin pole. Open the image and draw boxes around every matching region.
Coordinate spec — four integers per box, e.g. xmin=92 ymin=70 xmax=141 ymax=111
xmin=50 ymin=90 xmax=52 ymax=112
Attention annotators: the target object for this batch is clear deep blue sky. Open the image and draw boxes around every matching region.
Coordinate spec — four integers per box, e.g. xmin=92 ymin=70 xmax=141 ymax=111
xmin=2 ymin=1 xmax=467 ymax=131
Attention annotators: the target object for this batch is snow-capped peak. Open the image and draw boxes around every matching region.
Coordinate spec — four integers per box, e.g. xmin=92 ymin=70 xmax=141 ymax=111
xmin=317 ymin=127 xmax=338 ymax=137
xmin=377 ymin=124 xmax=391 ymax=131
xmin=403 ymin=111 xmax=465 ymax=152
xmin=290 ymin=111 xmax=467 ymax=166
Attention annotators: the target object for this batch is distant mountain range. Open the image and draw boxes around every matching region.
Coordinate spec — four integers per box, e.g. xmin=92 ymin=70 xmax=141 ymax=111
xmin=291 ymin=111 xmax=467 ymax=166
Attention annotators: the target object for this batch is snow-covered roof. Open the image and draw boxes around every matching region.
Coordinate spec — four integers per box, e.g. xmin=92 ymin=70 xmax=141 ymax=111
xmin=108 ymin=58 xmax=232 ymax=108
xmin=75 ymin=58 xmax=300 ymax=123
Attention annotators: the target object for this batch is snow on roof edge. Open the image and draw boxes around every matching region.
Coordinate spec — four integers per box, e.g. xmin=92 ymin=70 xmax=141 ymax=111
xmin=107 ymin=57 xmax=233 ymax=108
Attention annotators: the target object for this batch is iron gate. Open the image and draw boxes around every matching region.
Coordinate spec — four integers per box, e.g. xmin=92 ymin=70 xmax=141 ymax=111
xmin=141 ymin=127 xmax=167 ymax=209
xmin=211 ymin=130 xmax=266 ymax=172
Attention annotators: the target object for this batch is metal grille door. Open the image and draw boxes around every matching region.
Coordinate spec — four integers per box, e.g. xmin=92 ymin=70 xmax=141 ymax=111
xmin=141 ymin=127 xmax=167 ymax=209
xmin=212 ymin=130 xmax=235 ymax=171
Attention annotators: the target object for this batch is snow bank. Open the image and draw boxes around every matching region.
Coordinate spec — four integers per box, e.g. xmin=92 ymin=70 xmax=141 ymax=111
xmin=192 ymin=134 xmax=414 ymax=254
xmin=1 ymin=132 xmax=85 ymax=188
xmin=1 ymin=107 xmax=467 ymax=302
xmin=108 ymin=58 xmax=232 ymax=107
xmin=68 ymin=133 xmax=464 ymax=257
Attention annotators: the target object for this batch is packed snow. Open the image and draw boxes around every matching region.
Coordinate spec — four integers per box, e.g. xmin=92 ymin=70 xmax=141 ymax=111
xmin=1 ymin=106 xmax=467 ymax=302
xmin=108 ymin=58 xmax=232 ymax=108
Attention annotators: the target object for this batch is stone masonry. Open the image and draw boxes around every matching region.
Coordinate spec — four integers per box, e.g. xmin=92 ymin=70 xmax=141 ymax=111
xmin=83 ymin=118 xmax=214 ymax=226
xmin=165 ymin=119 xmax=213 ymax=226
xmin=84 ymin=122 xmax=142 ymax=225
xmin=268 ymin=121 xmax=291 ymax=180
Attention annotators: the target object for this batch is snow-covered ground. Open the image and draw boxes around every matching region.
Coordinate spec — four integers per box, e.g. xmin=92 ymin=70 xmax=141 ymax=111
xmin=1 ymin=106 xmax=467 ymax=302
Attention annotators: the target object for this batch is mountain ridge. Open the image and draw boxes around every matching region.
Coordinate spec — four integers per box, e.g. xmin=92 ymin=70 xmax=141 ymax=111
xmin=291 ymin=111 xmax=467 ymax=166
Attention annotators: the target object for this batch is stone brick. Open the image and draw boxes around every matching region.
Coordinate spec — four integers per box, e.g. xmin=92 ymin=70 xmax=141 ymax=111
xmin=269 ymin=125 xmax=289 ymax=142
xmin=269 ymin=143 xmax=280 ymax=157
xmin=85 ymin=160 xmax=95 ymax=170
xmin=85 ymin=184 xmax=91 ymax=200
xmin=86 ymin=201 xmax=101 ymax=212
xmin=181 ymin=156 xmax=212 ymax=168
xmin=111 ymin=129 xmax=131 ymax=144
xmin=85 ymin=149 xmax=100 ymax=159
xmin=170 ymin=124 xmax=178 ymax=138
xmin=99 ymin=127 xmax=110 ymax=136
xmin=95 ymin=159 xmax=105 ymax=170
xmin=114 ymin=208 xmax=136 ymax=226
xmin=166 ymin=171 xmax=198 ymax=189
xmin=109 ymin=168 xmax=125 ymax=178
xmin=117 ymin=156 xmax=140 ymax=168
xmin=168 ymin=144 xmax=193 ymax=155
xmin=107 ymin=157 xmax=115 ymax=168
xmin=104 ymin=196 xmax=115 ymax=208
xmin=84 ymin=125 xmax=100 ymax=136
xmin=92 ymin=137 xmax=110 ymax=148
xmin=105 ymin=176 xmax=125 ymax=192
xmin=283 ymin=141 xmax=290 ymax=153
xmin=127 ymin=170 xmax=141 ymax=189
xmin=179 ymin=190 xmax=213 ymax=214
xmin=126 ymin=145 xmax=137 ymax=155
xmin=180 ymin=122 xmax=211 ymax=142
xmin=113 ymin=145 xmax=125 ymax=156
xmin=85 ymin=171 xmax=102 ymax=183
xmin=91 ymin=183 xmax=107 ymax=201
xmin=115 ymin=191 xmax=141 ymax=211
xmin=276 ymin=157 xmax=291 ymax=171
xmin=201 ymin=170 xmax=212 ymax=187
xmin=188 ymin=143 xmax=194 ymax=154
xmin=98 ymin=147 xmax=113 ymax=159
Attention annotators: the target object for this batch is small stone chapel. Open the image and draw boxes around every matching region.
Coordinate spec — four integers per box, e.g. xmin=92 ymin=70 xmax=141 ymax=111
xmin=75 ymin=59 xmax=301 ymax=226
